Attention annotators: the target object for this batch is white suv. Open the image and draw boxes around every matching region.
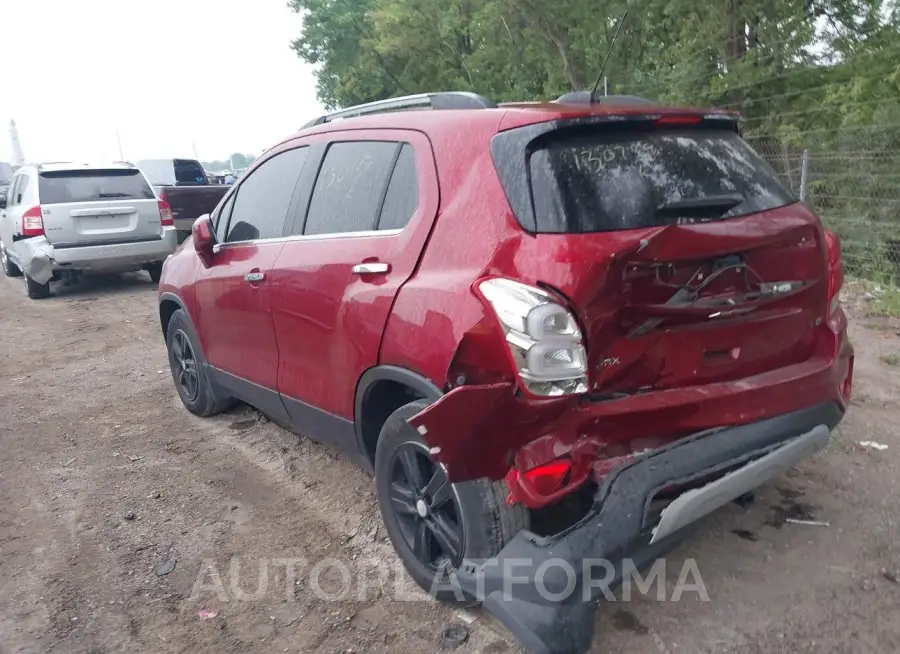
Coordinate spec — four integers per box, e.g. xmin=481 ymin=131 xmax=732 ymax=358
xmin=0 ymin=162 xmax=178 ymax=299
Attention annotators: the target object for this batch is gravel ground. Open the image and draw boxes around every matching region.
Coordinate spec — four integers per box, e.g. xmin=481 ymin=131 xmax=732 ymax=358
xmin=1 ymin=271 xmax=899 ymax=654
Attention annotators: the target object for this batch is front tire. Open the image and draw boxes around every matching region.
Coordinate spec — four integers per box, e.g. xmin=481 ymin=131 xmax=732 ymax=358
xmin=166 ymin=309 xmax=232 ymax=417
xmin=374 ymin=400 xmax=529 ymax=604
xmin=1 ymin=245 xmax=22 ymax=278
xmin=25 ymin=274 xmax=51 ymax=299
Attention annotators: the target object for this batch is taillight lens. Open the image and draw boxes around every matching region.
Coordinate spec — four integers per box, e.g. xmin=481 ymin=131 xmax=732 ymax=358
xmin=655 ymin=115 xmax=703 ymax=126
xmin=158 ymin=200 xmax=174 ymax=227
xmin=477 ymin=277 xmax=588 ymax=396
xmin=824 ymin=229 xmax=844 ymax=316
xmin=22 ymin=206 xmax=45 ymax=237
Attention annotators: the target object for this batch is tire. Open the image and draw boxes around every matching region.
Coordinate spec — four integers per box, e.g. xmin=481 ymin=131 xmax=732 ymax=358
xmin=374 ymin=400 xmax=529 ymax=604
xmin=25 ymin=274 xmax=51 ymax=299
xmin=166 ymin=308 xmax=232 ymax=417
xmin=1 ymin=244 xmax=22 ymax=278
xmin=147 ymin=262 xmax=163 ymax=284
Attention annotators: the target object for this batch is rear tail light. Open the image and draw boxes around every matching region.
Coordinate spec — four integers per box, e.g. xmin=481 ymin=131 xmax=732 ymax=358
xmin=22 ymin=206 xmax=45 ymax=237
xmin=655 ymin=115 xmax=703 ymax=126
xmin=476 ymin=277 xmax=588 ymax=397
xmin=158 ymin=189 xmax=168 ymax=203
xmin=158 ymin=199 xmax=174 ymax=227
xmin=824 ymin=229 xmax=844 ymax=316
xmin=506 ymin=458 xmax=573 ymax=506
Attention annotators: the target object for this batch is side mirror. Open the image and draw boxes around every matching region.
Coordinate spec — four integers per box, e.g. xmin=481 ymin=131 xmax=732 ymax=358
xmin=0 ymin=194 xmax=7 ymax=209
xmin=192 ymin=214 xmax=215 ymax=265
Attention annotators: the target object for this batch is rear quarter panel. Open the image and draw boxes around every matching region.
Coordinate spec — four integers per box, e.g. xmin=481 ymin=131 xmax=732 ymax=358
xmin=379 ymin=117 xmax=520 ymax=389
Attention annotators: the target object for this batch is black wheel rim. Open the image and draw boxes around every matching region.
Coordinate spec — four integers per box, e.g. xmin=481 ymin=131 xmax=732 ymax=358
xmin=171 ymin=329 xmax=199 ymax=402
xmin=389 ymin=443 xmax=464 ymax=570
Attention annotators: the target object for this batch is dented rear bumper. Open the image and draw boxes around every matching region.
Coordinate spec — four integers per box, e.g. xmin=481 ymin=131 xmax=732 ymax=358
xmin=448 ymin=402 xmax=843 ymax=654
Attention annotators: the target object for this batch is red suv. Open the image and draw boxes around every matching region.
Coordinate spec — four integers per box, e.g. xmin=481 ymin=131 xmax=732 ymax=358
xmin=158 ymin=92 xmax=853 ymax=654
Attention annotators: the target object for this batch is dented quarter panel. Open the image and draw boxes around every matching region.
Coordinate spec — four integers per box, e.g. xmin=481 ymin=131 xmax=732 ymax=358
xmin=11 ymin=237 xmax=54 ymax=284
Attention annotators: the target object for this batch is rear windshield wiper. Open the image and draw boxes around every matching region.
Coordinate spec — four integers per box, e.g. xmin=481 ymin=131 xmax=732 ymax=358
xmin=655 ymin=194 xmax=744 ymax=220
xmin=98 ymin=192 xmax=133 ymax=198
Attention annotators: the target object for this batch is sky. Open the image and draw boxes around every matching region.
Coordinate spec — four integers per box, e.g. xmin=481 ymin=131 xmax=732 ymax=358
xmin=0 ymin=0 xmax=325 ymax=164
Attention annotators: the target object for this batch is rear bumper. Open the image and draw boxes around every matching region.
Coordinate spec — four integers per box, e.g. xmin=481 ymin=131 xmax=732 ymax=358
xmin=452 ymin=401 xmax=844 ymax=654
xmin=47 ymin=228 xmax=178 ymax=270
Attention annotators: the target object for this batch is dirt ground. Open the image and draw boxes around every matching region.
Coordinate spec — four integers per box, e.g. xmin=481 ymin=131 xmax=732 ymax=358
xmin=1 ymin=271 xmax=899 ymax=654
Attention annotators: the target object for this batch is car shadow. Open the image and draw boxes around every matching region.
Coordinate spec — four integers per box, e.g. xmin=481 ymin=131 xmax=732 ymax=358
xmin=45 ymin=271 xmax=158 ymax=301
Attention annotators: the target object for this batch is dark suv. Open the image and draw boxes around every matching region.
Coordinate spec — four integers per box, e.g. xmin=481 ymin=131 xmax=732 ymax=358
xmin=158 ymin=92 xmax=853 ymax=654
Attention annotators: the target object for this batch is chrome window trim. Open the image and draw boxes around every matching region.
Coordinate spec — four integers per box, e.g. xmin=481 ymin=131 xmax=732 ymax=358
xmin=212 ymin=228 xmax=404 ymax=253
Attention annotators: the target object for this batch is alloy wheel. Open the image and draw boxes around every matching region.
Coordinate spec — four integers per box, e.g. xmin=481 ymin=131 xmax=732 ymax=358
xmin=171 ymin=329 xmax=199 ymax=402
xmin=388 ymin=443 xmax=464 ymax=569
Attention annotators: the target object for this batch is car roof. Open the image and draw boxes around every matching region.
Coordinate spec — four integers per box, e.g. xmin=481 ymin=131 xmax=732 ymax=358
xmin=289 ymin=98 xmax=738 ymax=145
xmin=27 ymin=162 xmax=139 ymax=173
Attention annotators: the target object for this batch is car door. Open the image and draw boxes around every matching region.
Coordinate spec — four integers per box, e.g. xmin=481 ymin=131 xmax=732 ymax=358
xmin=269 ymin=131 xmax=438 ymax=447
xmin=193 ymin=145 xmax=310 ymax=415
xmin=0 ymin=174 xmax=27 ymax=248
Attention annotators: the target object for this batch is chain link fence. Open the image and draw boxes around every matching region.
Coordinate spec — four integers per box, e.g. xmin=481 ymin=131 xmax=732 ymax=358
xmin=750 ymin=130 xmax=900 ymax=286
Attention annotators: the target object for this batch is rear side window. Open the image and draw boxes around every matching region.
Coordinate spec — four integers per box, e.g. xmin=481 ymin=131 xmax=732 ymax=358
xmin=522 ymin=128 xmax=794 ymax=233
xmin=304 ymin=141 xmax=398 ymax=235
xmin=9 ymin=175 xmax=28 ymax=206
xmin=225 ymin=147 xmax=308 ymax=243
xmin=173 ymin=159 xmax=208 ymax=185
xmin=38 ymin=169 xmax=155 ymax=204
xmin=378 ymin=144 xmax=418 ymax=230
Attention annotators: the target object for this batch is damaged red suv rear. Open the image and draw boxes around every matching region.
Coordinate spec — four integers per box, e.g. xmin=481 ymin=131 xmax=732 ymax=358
xmin=158 ymin=91 xmax=853 ymax=654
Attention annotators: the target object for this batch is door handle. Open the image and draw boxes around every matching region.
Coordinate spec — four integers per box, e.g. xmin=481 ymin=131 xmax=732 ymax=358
xmin=352 ymin=262 xmax=390 ymax=275
xmin=245 ymin=271 xmax=265 ymax=283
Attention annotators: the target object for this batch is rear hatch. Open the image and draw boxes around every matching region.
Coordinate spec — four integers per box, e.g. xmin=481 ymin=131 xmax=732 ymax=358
xmin=38 ymin=168 xmax=162 ymax=247
xmin=492 ymin=116 xmax=828 ymax=396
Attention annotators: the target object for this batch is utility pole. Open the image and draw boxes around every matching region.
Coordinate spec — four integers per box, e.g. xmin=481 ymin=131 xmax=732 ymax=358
xmin=116 ymin=131 xmax=124 ymax=160
xmin=192 ymin=141 xmax=199 ymax=160
xmin=9 ymin=119 xmax=25 ymax=166
xmin=604 ymin=76 xmax=608 ymax=96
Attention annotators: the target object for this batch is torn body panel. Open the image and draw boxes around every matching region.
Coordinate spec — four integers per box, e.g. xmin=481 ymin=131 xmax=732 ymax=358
xmin=10 ymin=237 xmax=54 ymax=284
xmin=409 ymin=331 xmax=852 ymax=505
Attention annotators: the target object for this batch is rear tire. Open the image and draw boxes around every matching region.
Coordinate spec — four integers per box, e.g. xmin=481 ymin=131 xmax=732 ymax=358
xmin=25 ymin=274 xmax=51 ymax=299
xmin=374 ymin=400 xmax=529 ymax=605
xmin=166 ymin=308 xmax=232 ymax=417
xmin=147 ymin=262 xmax=163 ymax=284
xmin=1 ymin=245 xmax=22 ymax=278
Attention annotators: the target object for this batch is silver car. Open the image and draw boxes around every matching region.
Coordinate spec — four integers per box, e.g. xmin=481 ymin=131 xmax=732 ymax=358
xmin=0 ymin=162 xmax=178 ymax=299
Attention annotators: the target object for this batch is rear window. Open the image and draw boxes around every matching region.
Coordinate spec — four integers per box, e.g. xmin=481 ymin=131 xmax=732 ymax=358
xmin=173 ymin=159 xmax=208 ymax=185
xmin=526 ymin=129 xmax=795 ymax=233
xmin=38 ymin=169 xmax=156 ymax=204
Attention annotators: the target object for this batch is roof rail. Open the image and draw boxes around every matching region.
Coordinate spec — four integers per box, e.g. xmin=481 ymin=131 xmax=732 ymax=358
xmin=301 ymin=92 xmax=497 ymax=129
xmin=556 ymin=91 xmax=656 ymax=105
xmin=35 ymin=161 xmax=77 ymax=170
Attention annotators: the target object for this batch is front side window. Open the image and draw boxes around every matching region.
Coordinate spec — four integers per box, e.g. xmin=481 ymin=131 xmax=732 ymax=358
xmin=214 ymin=193 xmax=236 ymax=244
xmin=304 ymin=141 xmax=398 ymax=236
xmin=225 ymin=147 xmax=309 ymax=243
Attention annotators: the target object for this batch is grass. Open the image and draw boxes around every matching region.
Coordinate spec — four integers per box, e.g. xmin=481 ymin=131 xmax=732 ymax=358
xmin=847 ymin=277 xmax=900 ymax=318
xmin=873 ymin=286 xmax=900 ymax=317
xmin=880 ymin=352 xmax=900 ymax=367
